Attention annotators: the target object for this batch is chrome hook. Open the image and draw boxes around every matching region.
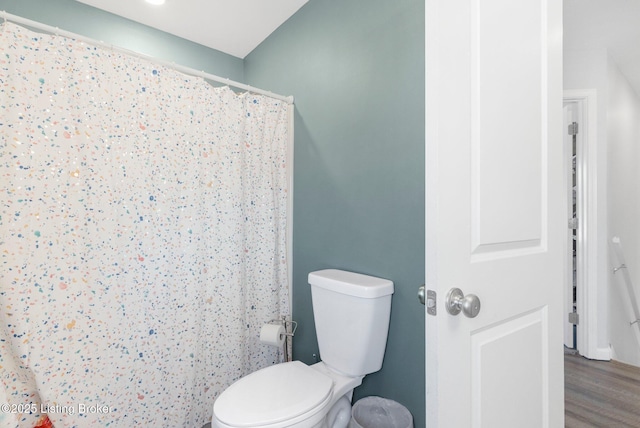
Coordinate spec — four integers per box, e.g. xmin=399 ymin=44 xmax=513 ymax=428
xmin=613 ymin=264 xmax=627 ymax=274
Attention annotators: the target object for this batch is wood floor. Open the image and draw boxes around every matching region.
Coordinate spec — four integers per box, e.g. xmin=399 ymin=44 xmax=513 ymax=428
xmin=565 ymin=350 xmax=640 ymax=427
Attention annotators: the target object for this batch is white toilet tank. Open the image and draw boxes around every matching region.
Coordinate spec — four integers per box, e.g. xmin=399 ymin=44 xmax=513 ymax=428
xmin=308 ymin=269 xmax=394 ymax=377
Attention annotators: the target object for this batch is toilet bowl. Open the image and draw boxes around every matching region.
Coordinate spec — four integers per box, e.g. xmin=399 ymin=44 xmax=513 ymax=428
xmin=212 ymin=361 xmax=362 ymax=428
xmin=212 ymin=269 xmax=394 ymax=428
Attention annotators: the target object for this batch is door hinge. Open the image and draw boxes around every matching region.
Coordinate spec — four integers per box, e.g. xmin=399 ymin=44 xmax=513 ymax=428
xmin=568 ymin=122 xmax=579 ymax=136
xmin=568 ymin=217 xmax=578 ymax=230
xmin=569 ymin=312 xmax=579 ymax=325
xmin=427 ymin=289 xmax=437 ymax=316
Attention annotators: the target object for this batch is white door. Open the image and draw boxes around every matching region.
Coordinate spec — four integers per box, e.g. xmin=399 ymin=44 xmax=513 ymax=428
xmin=425 ymin=0 xmax=564 ymax=427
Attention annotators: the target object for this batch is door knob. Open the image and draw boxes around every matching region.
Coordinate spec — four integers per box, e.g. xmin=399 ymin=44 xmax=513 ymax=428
xmin=418 ymin=284 xmax=426 ymax=305
xmin=445 ymin=288 xmax=481 ymax=318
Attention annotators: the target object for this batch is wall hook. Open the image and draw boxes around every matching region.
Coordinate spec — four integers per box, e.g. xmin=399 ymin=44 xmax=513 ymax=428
xmin=613 ymin=264 xmax=627 ymax=274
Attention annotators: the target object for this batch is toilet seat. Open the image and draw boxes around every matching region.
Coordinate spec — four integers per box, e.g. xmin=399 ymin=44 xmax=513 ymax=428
xmin=213 ymin=361 xmax=334 ymax=427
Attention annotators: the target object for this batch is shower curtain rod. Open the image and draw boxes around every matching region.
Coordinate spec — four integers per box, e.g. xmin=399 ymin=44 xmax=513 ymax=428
xmin=0 ymin=11 xmax=294 ymax=105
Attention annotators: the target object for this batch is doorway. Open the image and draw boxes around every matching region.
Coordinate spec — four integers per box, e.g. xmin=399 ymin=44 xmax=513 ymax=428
xmin=563 ymin=100 xmax=580 ymax=351
xmin=562 ymin=90 xmax=609 ymax=361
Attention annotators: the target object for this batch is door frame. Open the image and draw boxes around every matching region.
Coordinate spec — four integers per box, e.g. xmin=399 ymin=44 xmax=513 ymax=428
xmin=563 ymin=89 xmax=610 ymax=360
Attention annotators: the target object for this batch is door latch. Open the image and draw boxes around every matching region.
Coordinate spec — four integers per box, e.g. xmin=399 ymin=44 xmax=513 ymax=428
xmin=419 ymin=285 xmax=437 ymax=316
xmin=426 ymin=290 xmax=437 ymax=316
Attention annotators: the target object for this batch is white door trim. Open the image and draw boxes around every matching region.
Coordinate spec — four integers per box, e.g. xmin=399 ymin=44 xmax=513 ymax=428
xmin=563 ymin=89 xmax=610 ymax=361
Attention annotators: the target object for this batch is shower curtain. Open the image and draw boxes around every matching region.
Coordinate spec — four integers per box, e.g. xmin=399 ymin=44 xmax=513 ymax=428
xmin=0 ymin=22 xmax=290 ymax=427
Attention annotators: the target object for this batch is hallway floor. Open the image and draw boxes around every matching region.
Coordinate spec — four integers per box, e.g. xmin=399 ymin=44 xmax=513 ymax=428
xmin=565 ymin=350 xmax=640 ymax=427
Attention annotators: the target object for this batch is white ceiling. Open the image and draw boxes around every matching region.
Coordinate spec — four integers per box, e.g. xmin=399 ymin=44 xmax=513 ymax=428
xmin=75 ymin=0 xmax=308 ymax=59
xmin=75 ymin=1 xmax=640 ymax=91
xmin=564 ymin=0 xmax=640 ymax=94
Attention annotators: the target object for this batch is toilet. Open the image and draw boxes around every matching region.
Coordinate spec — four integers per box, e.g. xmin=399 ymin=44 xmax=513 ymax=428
xmin=211 ymin=269 xmax=394 ymax=428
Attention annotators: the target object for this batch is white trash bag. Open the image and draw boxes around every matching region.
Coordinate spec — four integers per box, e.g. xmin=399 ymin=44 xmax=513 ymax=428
xmin=349 ymin=396 xmax=413 ymax=428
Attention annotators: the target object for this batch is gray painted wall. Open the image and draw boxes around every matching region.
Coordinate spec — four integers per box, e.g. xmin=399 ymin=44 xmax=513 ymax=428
xmin=0 ymin=0 xmax=244 ymax=80
xmin=245 ymin=0 xmax=426 ymax=425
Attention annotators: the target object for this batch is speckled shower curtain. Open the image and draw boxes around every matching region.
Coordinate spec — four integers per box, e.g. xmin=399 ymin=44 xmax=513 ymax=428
xmin=0 ymin=22 xmax=290 ymax=427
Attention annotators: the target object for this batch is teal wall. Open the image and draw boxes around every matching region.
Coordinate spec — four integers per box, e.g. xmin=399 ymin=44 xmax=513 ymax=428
xmin=1 ymin=0 xmax=426 ymax=425
xmin=0 ymin=0 xmax=244 ymax=80
xmin=245 ymin=0 xmax=425 ymax=426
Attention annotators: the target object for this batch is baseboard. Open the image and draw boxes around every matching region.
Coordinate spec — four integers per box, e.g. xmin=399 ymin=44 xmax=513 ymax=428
xmin=585 ymin=345 xmax=611 ymax=361
xmin=608 ymin=344 xmax=640 ymax=367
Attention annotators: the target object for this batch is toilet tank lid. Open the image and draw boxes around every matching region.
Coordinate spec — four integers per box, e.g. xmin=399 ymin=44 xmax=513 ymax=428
xmin=308 ymin=269 xmax=394 ymax=298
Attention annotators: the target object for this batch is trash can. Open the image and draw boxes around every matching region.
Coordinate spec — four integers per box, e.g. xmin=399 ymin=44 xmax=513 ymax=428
xmin=349 ymin=396 xmax=413 ymax=428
